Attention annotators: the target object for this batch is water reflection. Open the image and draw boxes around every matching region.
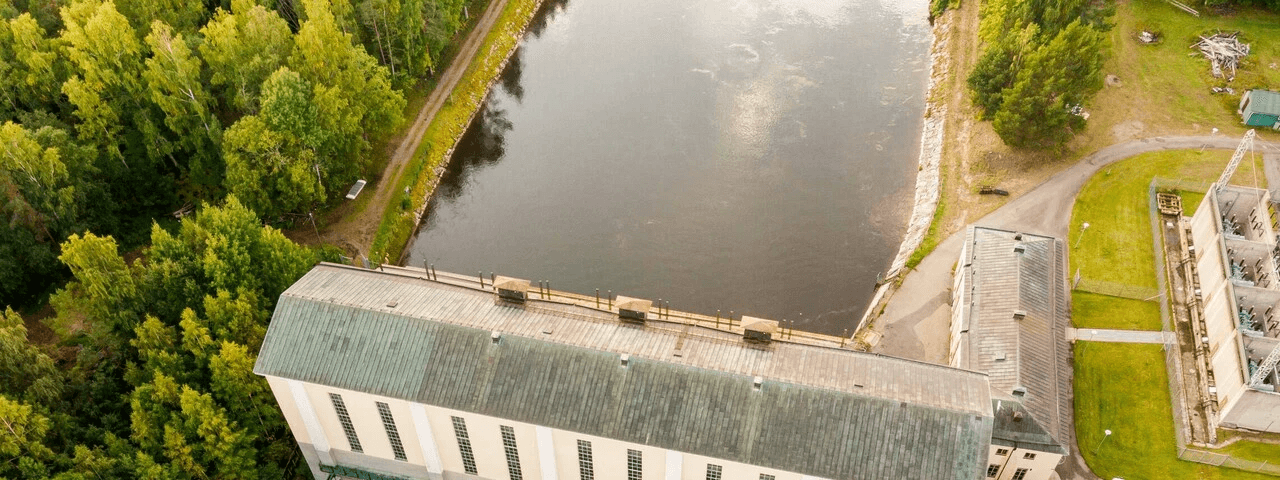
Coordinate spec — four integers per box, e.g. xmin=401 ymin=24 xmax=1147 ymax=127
xmin=428 ymin=104 xmax=512 ymax=204
xmin=408 ymin=0 xmax=932 ymax=336
xmin=526 ymin=0 xmax=570 ymax=39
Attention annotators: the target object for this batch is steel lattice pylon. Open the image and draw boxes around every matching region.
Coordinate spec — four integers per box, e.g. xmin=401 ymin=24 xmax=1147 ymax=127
xmin=1249 ymin=342 xmax=1280 ymax=387
xmin=1215 ymin=129 xmax=1257 ymax=191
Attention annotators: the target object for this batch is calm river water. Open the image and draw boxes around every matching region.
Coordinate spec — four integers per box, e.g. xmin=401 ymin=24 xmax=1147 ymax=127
xmin=405 ymin=0 xmax=933 ymax=336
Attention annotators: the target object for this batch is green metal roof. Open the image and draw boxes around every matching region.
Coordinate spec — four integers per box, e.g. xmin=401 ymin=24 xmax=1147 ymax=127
xmin=990 ymin=399 xmax=1069 ymax=455
xmin=256 ymin=264 xmax=996 ymax=480
xmin=1244 ymin=90 xmax=1280 ymax=117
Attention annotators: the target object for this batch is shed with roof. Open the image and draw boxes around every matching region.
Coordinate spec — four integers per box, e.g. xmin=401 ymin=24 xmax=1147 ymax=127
xmin=1239 ymin=90 xmax=1280 ymax=128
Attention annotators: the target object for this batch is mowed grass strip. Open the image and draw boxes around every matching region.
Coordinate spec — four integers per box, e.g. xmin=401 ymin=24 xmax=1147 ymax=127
xmin=1220 ymin=437 xmax=1280 ymax=465
xmin=1073 ymin=342 xmax=1276 ymax=480
xmin=1072 ymin=292 xmax=1161 ymax=330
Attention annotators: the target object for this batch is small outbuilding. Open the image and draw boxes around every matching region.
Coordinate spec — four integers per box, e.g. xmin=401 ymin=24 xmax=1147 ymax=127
xmin=1238 ymin=89 xmax=1280 ymax=128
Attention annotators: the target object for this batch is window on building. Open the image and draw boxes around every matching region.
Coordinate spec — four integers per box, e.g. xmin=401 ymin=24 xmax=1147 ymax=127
xmin=760 ymin=475 xmax=776 ymax=480
xmin=1012 ymin=468 xmax=1030 ymax=480
xmin=626 ymin=449 xmax=642 ymax=480
xmin=328 ymin=394 xmax=362 ymax=453
xmin=500 ymin=426 xmax=522 ymax=480
xmin=375 ymin=402 xmax=406 ymax=461
xmin=577 ymin=440 xmax=594 ymax=480
xmin=995 ymin=448 xmax=1009 ymax=456
xmin=706 ymin=464 xmax=722 ymax=480
xmin=987 ymin=464 xmax=1001 ymax=477
xmin=451 ymin=416 xmax=478 ymax=475
xmin=1023 ymin=452 xmax=1036 ymax=460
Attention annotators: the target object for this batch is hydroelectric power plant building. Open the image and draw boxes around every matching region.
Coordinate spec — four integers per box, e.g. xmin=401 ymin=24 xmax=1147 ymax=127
xmin=1186 ymin=185 xmax=1280 ymax=433
xmin=255 ymin=263 xmax=1077 ymax=479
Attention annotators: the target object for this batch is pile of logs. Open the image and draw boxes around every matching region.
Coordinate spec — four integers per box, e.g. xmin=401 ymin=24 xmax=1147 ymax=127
xmin=1193 ymin=32 xmax=1250 ymax=81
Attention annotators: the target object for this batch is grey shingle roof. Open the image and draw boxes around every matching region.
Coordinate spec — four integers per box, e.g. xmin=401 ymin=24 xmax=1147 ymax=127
xmin=256 ymin=264 xmax=995 ymax=480
xmin=956 ymin=227 xmax=1071 ymax=455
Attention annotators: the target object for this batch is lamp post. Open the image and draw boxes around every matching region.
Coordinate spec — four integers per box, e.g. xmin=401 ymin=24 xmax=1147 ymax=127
xmin=1074 ymin=222 xmax=1091 ymax=249
xmin=1093 ymin=429 xmax=1112 ymax=455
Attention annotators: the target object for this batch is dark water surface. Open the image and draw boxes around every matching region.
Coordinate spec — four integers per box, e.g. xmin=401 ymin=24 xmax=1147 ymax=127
xmin=405 ymin=0 xmax=933 ymax=336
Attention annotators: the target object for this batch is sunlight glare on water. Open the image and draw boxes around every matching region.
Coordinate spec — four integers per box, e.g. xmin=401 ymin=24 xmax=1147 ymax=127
xmin=405 ymin=0 xmax=933 ymax=336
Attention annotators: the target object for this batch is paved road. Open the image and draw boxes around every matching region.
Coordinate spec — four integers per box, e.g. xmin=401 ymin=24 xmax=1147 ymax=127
xmin=872 ymin=135 xmax=1280 ymax=363
xmin=1066 ymin=327 xmax=1176 ymax=344
xmin=870 ymin=134 xmax=1280 ymax=480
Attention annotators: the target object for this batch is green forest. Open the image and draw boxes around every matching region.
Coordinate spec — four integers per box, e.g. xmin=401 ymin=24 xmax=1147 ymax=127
xmin=0 ymin=0 xmax=478 ymax=476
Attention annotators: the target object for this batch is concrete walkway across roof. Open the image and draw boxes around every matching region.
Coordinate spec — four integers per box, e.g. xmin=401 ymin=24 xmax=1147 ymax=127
xmin=1066 ymin=328 xmax=1175 ymax=345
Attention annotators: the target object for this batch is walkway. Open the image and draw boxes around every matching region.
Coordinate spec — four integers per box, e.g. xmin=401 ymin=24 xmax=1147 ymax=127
xmin=871 ymin=135 xmax=1280 ymax=363
xmin=292 ymin=0 xmax=514 ymax=256
xmin=1066 ymin=328 xmax=1176 ymax=344
xmin=869 ymin=134 xmax=1280 ymax=480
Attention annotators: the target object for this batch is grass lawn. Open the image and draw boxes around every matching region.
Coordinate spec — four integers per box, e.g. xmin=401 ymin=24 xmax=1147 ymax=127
xmin=1072 ymin=292 xmax=1161 ymax=330
xmin=1180 ymin=190 xmax=1206 ymax=217
xmin=1080 ymin=0 xmax=1280 ymax=151
xmin=1070 ymin=148 xmax=1280 ymax=477
xmin=1074 ymin=342 xmax=1276 ymax=480
xmin=1220 ymin=437 xmax=1280 ymax=464
xmin=1069 ymin=149 xmax=1264 ymax=288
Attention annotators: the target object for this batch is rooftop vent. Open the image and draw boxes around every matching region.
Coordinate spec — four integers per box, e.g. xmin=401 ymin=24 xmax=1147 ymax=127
xmin=1013 ymin=310 xmax=1027 ymax=320
xmin=493 ymin=276 xmax=531 ymax=304
xmin=1014 ymin=233 xmax=1024 ymax=241
xmin=620 ymin=354 xmax=630 ymax=368
xmin=753 ymin=376 xmax=763 ymax=391
xmin=1012 ymin=411 xmax=1024 ymax=422
xmin=615 ymin=296 xmax=652 ymax=324
xmin=1012 ymin=386 xmax=1027 ymax=397
xmin=490 ymin=331 xmax=502 ymax=344
xmin=1013 ymin=243 xmax=1026 ymax=254
xmin=741 ymin=316 xmax=779 ymax=344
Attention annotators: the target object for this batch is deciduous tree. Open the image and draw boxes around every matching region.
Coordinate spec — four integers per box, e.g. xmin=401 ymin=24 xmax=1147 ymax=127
xmin=199 ymin=0 xmax=293 ymax=114
xmin=144 ymin=20 xmax=222 ymax=189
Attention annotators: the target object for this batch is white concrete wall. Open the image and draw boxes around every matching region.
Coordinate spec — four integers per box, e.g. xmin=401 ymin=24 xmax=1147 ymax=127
xmin=983 ymin=446 xmax=1060 ymax=480
xmin=268 ymin=376 xmax=821 ymax=480
xmin=1220 ymin=389 xmax=1280 ymax=432
xmin=949 ymin=265 xmax=970 ymax=366
xmin=1203 ymin=283 xmax=1236 ymax=357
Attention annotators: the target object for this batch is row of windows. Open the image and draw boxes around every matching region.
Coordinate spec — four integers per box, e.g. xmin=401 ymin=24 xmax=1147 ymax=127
xmin=994 ymin=448 xmax=1036 ymax=460
xmin=327 ymin=395 xmax=779 ymax=480
xmin=986 ymin=464 xmax=1031 ymax=479
xmin=331 ymin=394 xmax=410 ymax=462
xmin=571 ymin=440 xmax=773 ymax=480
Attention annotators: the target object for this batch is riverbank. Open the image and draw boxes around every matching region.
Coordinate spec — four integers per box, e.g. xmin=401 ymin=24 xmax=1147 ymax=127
xmin=367 ymin=0 xmax=548 ymax=263
xmin=856 ymin=0 xmax=1280 ymax=340
xmin=854 ymin=3 xmax=962 ymax=338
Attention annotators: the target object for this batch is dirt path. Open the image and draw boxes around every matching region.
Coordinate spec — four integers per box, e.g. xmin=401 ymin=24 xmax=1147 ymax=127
xmin=295 ymin=0 xmax=512 ymax=258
